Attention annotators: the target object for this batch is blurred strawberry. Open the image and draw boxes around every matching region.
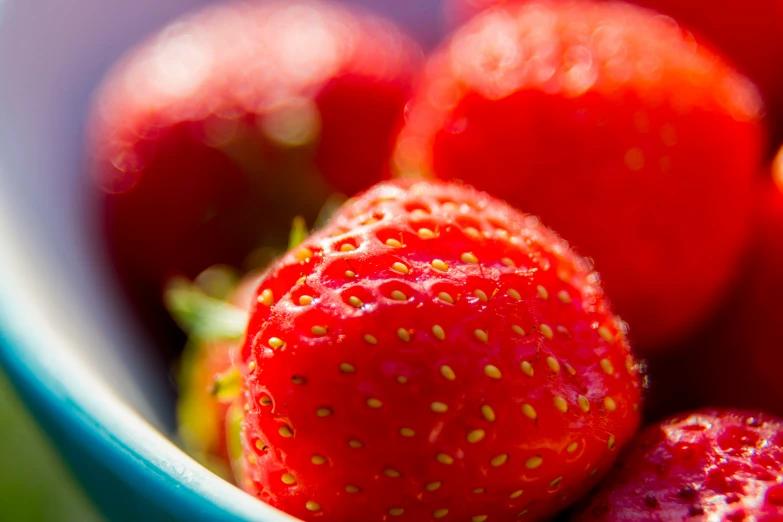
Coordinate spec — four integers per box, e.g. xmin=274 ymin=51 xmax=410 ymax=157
xmin=571 ymin=409 xmax=783 ymax=521
xmin=659 ymin=151 xmax=783 ymax=419
xmin=445 ymin=0 xmax=783 ymax=146
xmin=634 ymin=335 xmax=704 ymax=424
xmin=88 ymin=0 xmax=421 ymax=354
xmin=172 ymin=268 xmax=262 ymax=480
xmin=239 ymin=179 xmax=642 ymax=521
xmin=177 ymin=337 xmax=237 ymax=480
xmin=395 ymin=1 xmax=764 ymax=351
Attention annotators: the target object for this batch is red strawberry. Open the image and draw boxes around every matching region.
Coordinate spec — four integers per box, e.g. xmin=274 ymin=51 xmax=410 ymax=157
xmin=636 ymin=152 xmax=783 ymax=423
xmin=656 ymin=153 xmax=783 ymax=419
xmin=238 ymin=179 xmax=642 ymax=521
xmin=445 ymin=0 xmax=783 ymax=148
xmin=707 ymin=160 xmax=783 ymax=417
xmin=175 ymin=269 xmax=264 ymax=480
xmin=88 ymin=0 xmax=421 ymax=351
xmin=571 ymin=409 xmax=783 ymax=521
xmin=394 ymin=1 xmax=764 ymax=351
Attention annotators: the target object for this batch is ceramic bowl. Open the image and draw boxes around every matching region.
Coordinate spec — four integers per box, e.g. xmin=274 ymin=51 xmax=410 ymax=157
xmin=0 ymin=0 xmax=441 ymax=519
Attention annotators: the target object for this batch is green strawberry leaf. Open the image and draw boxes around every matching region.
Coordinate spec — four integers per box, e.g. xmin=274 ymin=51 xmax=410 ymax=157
xmin=164 ymin=279 xmax=248 ymax=341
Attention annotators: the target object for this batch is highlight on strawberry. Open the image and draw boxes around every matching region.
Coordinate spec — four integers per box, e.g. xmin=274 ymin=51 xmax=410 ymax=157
xmin=445 ymin=0 xmax=783 ymax=147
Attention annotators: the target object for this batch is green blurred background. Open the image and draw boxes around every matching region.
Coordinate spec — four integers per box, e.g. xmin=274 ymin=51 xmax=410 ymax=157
xmin=0 ymin=367 xmax=103 ymax=521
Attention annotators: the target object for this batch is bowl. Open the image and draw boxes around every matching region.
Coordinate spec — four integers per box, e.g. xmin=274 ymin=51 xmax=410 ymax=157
xmin=0 ymin=0 xmax=441 ymax=520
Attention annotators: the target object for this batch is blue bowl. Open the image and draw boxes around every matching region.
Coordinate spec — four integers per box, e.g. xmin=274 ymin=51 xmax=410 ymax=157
xmin=0 ymin=0 xmax=442 ymax=520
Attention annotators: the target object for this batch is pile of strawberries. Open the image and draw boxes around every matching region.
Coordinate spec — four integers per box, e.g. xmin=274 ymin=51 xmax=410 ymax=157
xmin=87 ymin=0 xmax=783 ymax=520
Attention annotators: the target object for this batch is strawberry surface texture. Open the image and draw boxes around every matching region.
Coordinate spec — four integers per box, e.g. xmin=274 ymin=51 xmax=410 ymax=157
xmin=394 ymin=0 xmax=764 ymax=352
xmin=572 ymin=409 xmax=783 ymax=521
xmin=238 ymin=179 xmax=642 ymax=521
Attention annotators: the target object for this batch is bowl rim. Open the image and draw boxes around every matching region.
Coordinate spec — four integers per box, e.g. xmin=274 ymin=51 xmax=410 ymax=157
xmin=0 ymin=219 xmax=301 ymax=522
xmin=0 ymin=0 xmax=295 ymax=512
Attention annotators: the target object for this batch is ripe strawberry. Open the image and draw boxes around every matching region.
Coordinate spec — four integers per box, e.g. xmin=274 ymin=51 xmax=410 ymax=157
xmin=88 ymin=0 xmax=421 ymax=351
xmin=394 ymin=1 xmax=764 ymax=351
xmin=705 ymin=166 xmax=783 ymax=418
xmin=175 ymin=269 xmax=263 ymax=481
xmin=445 ymin=0 xmax=783 ymax=148
xmin=571 ymin=409 xmax=783 ymax=521
xmin=238 ymin=179 xmax=642 ymax=521
xmin=657 ymin=154 xmax=783 ymax=419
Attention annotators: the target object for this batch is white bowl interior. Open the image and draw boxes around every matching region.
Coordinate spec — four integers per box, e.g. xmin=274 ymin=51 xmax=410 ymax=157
xmin=0 ymin=0 xmax=442 ymax=516
xmin=0 ymin=0 xmax=221 ymax=430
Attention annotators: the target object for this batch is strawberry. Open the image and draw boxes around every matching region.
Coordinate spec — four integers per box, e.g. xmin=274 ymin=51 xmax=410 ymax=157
xmin=571 ymin=409 xmax=783 ymax=521
xmin=654 ymin=153 xmax=783 ymax=420
xmin=445 ymin=0 xmax=783 ymax=148
xmin=703 ymin=166 xmax=783 ymax=418
xmin=636 ymin=153 xmax=783 ymax=423
xmin=394 ymin=1 xmax=764 ymax=351
xmin=238 ymin=179 xmax=642 ymax=521
xmin=88 ymin=0 xmax=421 ymax=352
xmin=174 ymin=269 xmax=264 ymax=481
